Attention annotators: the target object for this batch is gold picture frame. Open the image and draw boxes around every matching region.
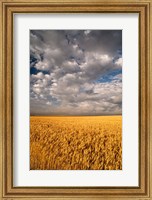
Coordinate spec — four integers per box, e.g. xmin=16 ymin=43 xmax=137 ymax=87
xmin=0 ymin=0 xmax=152 ymax=199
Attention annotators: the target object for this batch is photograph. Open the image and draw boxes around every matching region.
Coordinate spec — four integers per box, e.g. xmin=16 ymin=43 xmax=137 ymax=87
xmin=30 ymin=30 xmax=122 ymax=170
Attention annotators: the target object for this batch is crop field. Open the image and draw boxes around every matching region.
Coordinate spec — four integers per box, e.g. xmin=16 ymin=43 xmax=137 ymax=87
xmin=30 ymin=116 xmax=122 ymax=170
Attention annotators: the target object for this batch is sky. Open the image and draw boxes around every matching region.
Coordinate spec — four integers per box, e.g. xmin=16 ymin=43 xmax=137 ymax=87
xmin=30 ymin=30 xmax=122 ymax=116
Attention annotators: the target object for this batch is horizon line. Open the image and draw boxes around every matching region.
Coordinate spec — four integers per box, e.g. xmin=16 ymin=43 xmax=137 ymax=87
xmin=30 ymin=114 xmax=122 ymax=117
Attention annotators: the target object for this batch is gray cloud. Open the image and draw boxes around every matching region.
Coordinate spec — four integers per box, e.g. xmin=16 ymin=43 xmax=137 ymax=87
xmin=30 ymin=30 xmax=122 ymax=115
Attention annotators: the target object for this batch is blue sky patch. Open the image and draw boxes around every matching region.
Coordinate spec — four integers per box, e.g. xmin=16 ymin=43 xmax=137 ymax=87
xmin=96 ymin=69 xmax=122 ymax=83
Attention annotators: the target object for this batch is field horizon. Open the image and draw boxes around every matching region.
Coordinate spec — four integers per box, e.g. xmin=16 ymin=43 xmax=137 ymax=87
xmin=30 ymin=115 xmax=122 ymax=117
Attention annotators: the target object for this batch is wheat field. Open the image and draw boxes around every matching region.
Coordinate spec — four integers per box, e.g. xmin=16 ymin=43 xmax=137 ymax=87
xmin=30 ymin=116 xmax=122 ymax=170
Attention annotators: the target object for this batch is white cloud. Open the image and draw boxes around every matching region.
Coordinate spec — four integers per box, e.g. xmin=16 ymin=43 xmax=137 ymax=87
xmin=115 ymin=57 xmax=122 ymax=68
xmin=84 ymin=30 xmax=91 ymax=35
xmin=35 ymin=60 xmax=50 ymax=71
xmin=33 ymin=87 xmax=41 ymax=94
xmin=31 ymin=72 xmax=44 ymax=79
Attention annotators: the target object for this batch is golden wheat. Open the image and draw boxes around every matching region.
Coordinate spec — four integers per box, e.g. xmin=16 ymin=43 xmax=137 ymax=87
xmin=30 ymin=116 xmax=122 ymax=170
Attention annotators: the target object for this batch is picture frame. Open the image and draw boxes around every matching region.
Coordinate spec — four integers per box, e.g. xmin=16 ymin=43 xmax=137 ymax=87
xmin=0 ymin=0 xmax=151 ymax=199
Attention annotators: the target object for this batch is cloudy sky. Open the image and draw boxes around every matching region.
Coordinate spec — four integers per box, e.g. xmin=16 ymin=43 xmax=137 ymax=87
xmin=30 ymin=30 xmax=122 ymax=116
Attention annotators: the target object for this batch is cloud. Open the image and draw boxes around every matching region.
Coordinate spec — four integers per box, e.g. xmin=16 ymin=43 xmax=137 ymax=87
xmin=114 ymin=57 xmax=122 ymax=68
xmin=30 ymin=30 xmax=122 ymax=115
